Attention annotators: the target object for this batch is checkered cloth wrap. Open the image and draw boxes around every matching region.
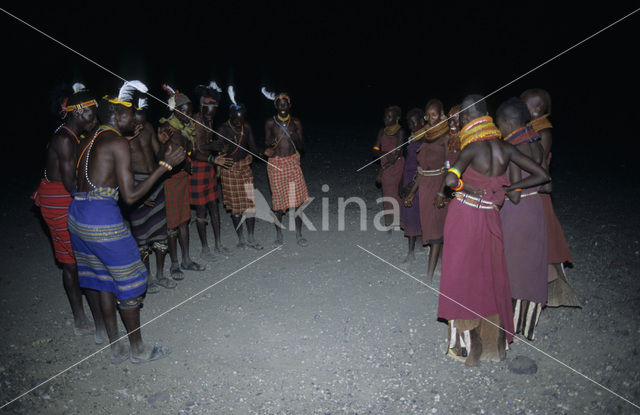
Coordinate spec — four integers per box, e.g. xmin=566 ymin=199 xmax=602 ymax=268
xmin=164 ymin=170 xmax=191 ymax=228
xmin=220 ymin=155 xmax=255 ymax=214
xmin=267 ymin=151 xmax=309 ymax=212
xmin=189 ymin=159 xmax=218 ymax=205
xmin=32 ymin=178 xmax=76 ymax=264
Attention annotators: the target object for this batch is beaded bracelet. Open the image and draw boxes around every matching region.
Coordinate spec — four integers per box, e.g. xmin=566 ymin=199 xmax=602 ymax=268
xmin=159 ymin=160 xmax=173 ymax=171
xmin=451 ymin=178 xmax=464 ymax=191
xmin=448 ymin=167 xmax=461 ymax=179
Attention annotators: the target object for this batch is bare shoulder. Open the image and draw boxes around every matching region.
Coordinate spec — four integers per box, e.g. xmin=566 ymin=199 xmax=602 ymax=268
xmin=265 ymin=117 xmax=275 ymax=128
xmin=292 ymin=117 xmax=302 ymax=126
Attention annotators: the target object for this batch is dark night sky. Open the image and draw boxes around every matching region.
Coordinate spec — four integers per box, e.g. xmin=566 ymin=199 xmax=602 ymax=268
xmin=2 ymin=2 xmax=639 ymax=173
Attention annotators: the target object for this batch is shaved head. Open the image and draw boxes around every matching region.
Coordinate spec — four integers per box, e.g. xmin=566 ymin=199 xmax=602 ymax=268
xmin=521 ymin=88 xmax=551 ymax=115
xmin=460 ymin=94 xmax=488 ymax=126
xmin=496 ymin=97 xmax=531 ymax=126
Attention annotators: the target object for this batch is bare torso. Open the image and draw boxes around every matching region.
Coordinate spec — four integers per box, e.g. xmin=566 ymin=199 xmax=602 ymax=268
xmin=192 ymin=113 xmax=215 ymax=162
xmin=129 ymin=121 xmax=158 ymax=174
xmin=216 ymin=122 xmax=257 ymax=162
xmin=265 ymin=116 xmax=303 ymax=157
xmin=46 ymin=127 xmax=79 ymax=193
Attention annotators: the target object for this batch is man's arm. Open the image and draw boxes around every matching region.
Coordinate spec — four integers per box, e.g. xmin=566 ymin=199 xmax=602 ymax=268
xmin=114 ymin=138 xmax=185 ymax=204
xmin=149 ymin=122 xmax=161 ymax=160
xmin=293 ymin=119 xmax=304 ymax=152
xmin=265 ymin=118 xmax=274 ymax=147
xmin=55 ymin=135 xmax=77 ymax=194
xmin=245 ymin=124 xmax=259 ymax=154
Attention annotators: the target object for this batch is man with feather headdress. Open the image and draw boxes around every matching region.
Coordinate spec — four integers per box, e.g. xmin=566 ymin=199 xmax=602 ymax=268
xmin=158 ymin=84 xmax=206 ymax=279
xmin=262 ymin=88 xmax=309 ymax=246
xmin=189 ymin=81 xmax=233 ymax=259
xmin=33 ymin=82 xmax=100 ymax=338
xmin=215 ymin=86 xmax=262 ymax=250
xmin=68 ymin=80 xmax=185 ymax=363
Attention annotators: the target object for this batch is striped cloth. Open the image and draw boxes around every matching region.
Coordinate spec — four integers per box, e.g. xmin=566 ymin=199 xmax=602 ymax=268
xmin=220 ymin=155 xmax=255 ymax=214
xmin=68 ymin=187 xmax=147 ymax=301
xmin=189 ymin=160 xmax=218 ymax=205
xmin=129 ymin=173 xmax=168 ymax=248
xmin=267 ymin=151 xmax=309 ymax=212
xmin=32 ymin=178 xmax=75 ymax=264
xmin=164 ymin=170 xmax=191 ymax=228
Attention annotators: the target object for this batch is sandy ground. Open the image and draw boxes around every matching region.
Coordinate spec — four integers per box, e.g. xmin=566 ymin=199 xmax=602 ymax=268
xmin=1 ymin=127 xmax=639 ymax=414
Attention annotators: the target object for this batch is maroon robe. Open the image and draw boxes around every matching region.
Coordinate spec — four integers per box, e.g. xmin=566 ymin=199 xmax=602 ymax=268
xmin=438 ymin=167 xmax=514 ymax=342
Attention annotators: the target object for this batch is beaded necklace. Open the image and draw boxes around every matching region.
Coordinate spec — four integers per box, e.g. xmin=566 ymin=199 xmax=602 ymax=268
xmin=424 ymin=119 xmax=449 ymax=142
xmin=384 ymin=123 xmax=401 ymax=136
xmin=226 ymin=120 xmax=244 ymax=156
xmin=81 ymin=125 xmax=121 ymax=190
xmin=504 ymin=125 xmax=541 ymax=147
xmin=528 ymin=113 xmax=552 ymax=133
xmin=277 ymin=113 xmax=290 ymax=122
xmin=459 ymin=116 xmax=502 ymax=150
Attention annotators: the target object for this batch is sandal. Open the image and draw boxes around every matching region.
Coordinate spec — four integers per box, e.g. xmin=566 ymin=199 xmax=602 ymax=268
xmin=73 ymin=325 xmax=95 ymax=337
xmin=246 ymin=240 xmax=264 ymax=250
xmin=111 ymin=344 xmax=130 ymax=365
xmin=170 ymin=263 xmax=185 ymax=281
xmin=130 ymin=345 xmax=171 ymax=364
xmin=200 ymin=249 xmax=217 ymax=262
xmin=155 ymin=277 xmax=177 ymax=289
xmin=146 ymin=282 xmax=160 ymax=295
xmin=214 ymin=246 xmax=231 ymax=255
xmin=181 ymin=261 xmax=206 ymax=271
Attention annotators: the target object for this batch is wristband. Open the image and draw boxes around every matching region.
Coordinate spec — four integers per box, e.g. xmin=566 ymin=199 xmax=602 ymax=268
xmin=448 ymin=167 xmax=461 ymax=179
xmin=451 ymin=178 xmax=464 ymax=191
xmin=159 ymin=161 xmax=173 ymax=171
xmin=208 ymin=154 xmax=215 ymax=164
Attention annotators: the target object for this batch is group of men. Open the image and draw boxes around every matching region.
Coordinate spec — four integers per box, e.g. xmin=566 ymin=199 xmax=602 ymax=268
xmin=34 ymin=80 xmax=309 ymax=363
xmin=375 ymin=89 xmax=578 ymax=366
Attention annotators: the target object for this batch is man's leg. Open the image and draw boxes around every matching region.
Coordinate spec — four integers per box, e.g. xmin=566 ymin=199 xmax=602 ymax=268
xmin=167 ymin=228 xmax=184 ymax=280
xmin=139 ymin=247 xmax=159 ymax=294
xmin=427 ymin=242 xmax=442 ymax=281
xmin=195 ymin=204 xmax=215 ymax=260
xmin=62 ymin=263 xmax=92 ymax=333
xmin=84 ymin=289 xmax=107 ymax=343
xmin=152 ymin=242 xmax=176 ymax=289
xmin=245 ymin=217 xmax=263 ymax=250
xmin=274 ymin=210 xmax=284 ymax=245
xmin=295 ymin=213 xmax=308 ymax=247
xmin=99 ymin=290 xmax=128 ymax=360
xmin=118 ymin=297 xmax=169 ymax=363
xmin=208 ymin=201 xmax=227 ymax=253
xmin=179 ymin=222 xmax=204 ymax=271
xmin=231 ymin=214 xmax=246 ymax=248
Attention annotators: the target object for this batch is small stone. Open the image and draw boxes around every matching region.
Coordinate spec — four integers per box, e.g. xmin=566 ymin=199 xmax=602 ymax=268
xmin=508 ymin=355 xmax=538 ymax=375
xmin=148 ymin=391 xmax=171 ymax=405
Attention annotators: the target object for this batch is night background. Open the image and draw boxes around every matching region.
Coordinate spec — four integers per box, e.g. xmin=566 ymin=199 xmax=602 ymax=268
xmin=3 ymin=2 xmax=639 ymax=173
xmin=1 ymin=2 xmax=640 ymax=414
